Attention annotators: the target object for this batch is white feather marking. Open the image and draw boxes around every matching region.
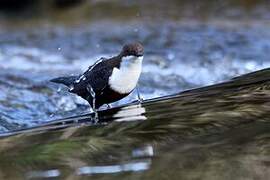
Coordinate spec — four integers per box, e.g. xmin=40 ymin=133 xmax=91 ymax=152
xmin=73 ymin=58 xmax=105 ymax=84
xmin=109 ymin=56 xmax=143 ymax=94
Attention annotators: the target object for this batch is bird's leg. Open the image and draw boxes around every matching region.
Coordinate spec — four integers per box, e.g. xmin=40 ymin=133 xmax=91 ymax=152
xmin=86 ymin=84 xmax=98 ymax=123
xmin=136 ymin=86 xmax=143 ymax=103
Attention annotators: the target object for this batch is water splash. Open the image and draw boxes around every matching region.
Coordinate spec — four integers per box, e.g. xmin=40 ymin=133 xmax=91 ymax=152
xmin=86 ymin=84 xmax=98 ymax=122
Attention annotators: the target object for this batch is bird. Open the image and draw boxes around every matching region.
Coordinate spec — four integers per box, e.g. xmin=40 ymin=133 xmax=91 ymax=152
xmin=50 ymin=42 xmax=144 ymax=110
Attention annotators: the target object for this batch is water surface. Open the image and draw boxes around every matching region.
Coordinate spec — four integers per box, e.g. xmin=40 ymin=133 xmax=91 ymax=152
xmin=0 ymin=1 xmax=270 ymax=132
xmin=1 ymin=68 xmax=270 ymax=179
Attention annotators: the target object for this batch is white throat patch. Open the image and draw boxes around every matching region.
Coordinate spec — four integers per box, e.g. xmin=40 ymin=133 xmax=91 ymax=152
xmin=109 ymin=56 xmax=143 ymax=94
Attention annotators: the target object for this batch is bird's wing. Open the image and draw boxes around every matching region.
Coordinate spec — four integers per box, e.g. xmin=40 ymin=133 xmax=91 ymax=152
xmin=71 ymin=58 xmax=115 ymax=95
xmin=86 ymin=63 xmax=113 ymax=92
xmin=84 ymin=57 xmax=106 ymax=73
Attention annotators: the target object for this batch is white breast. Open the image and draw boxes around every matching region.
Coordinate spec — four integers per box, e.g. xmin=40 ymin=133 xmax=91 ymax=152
xmin=109 ymin=56 xmax=143 ymax=94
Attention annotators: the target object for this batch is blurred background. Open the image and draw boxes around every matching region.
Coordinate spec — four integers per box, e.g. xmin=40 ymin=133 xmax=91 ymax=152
xmin=0 ymin=0 xmax=270 ymax=132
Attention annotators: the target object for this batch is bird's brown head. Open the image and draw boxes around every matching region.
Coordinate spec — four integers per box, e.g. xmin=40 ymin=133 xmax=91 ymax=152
xmin=120 ymin=42 xmax=144 ymax=57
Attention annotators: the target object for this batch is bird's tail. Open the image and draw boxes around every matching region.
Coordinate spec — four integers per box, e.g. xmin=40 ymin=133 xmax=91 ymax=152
xmin=50 ymin=76 xmax=77 ymax=87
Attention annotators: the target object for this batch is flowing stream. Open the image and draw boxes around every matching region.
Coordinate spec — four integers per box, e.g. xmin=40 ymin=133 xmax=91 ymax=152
xmin=0 ymin=0 xmax=270 ymax=132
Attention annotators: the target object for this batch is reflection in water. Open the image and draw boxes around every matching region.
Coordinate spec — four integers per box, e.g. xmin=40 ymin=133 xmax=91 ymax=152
xmin=0 ymin=102 xmax=147 ymax=136
xmin=0 ymin=67 xmax=270 ymax=179
xmin=25 ymin=144 xmax=154 ymax=177
xmin=27 ymin=161 xmax=151 ymax=177
xmin=27 ymin=169 xmax=60 ymax=179
xmin=132 ymin=145 xmax=154 ymax=158
xmin=77 ymin=160 xmax=151 ymax=175
xmin=114 ymin=104 xmax=147 ymax=122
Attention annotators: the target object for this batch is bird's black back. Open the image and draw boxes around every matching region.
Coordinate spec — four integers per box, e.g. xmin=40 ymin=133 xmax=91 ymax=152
xmin=70 ymin=57 xmax=121 ymax=106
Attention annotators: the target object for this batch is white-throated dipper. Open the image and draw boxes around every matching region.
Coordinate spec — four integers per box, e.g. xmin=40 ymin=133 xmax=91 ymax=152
xmin=50 ymin=42 xmax=144 ymax=110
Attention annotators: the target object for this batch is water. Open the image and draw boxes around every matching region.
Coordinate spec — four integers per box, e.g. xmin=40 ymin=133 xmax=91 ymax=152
xmin=0 ymin=1 xmax=270 ymax=179
xmin=0 ymin=1 xmax=269 ymax=130
xmin=1 ymin=19 xmax=270 ymax=131
xmin=0 ymin=68 xmax=270 ymax=179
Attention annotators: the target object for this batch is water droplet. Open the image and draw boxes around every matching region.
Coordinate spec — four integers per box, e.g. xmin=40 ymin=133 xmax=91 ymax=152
xmin=50 ymin=114 xmax=54 ymax=118
xmin=167 ymin=52 xmax=175 ymax=60
xmin=86 ymin=84 xmax=98 ymax=122
xmin=57 ymin=87 xmax=62 ymax=92
xmin=57 ymin=47 xmax=61 ymax=51
xmin=83 ymin=77 xmax=86 ymax=81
